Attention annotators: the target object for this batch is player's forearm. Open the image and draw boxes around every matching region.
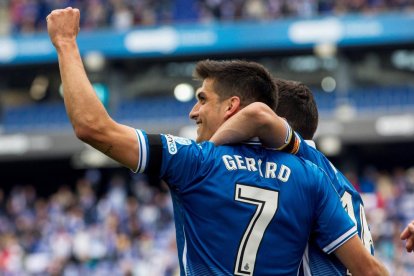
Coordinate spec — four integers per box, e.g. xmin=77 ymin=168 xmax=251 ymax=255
xmin=210 ymin=108 xmax=258 ymax=145
xmin=211 ymin=102 xmax=288 ymax=148
xmin=56 ymin=42 xmax=111 ymax=141
xmin=254 ymin=106 xmax=289 ymax=149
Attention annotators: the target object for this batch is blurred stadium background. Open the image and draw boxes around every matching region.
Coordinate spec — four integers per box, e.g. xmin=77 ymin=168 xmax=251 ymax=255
xmin=1 ymin=0 xmax=414 ymax=275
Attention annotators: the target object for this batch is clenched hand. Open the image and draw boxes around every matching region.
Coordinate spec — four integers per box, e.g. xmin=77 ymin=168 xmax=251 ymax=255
xmin=46 ymin=7 xmax=80 ymax=49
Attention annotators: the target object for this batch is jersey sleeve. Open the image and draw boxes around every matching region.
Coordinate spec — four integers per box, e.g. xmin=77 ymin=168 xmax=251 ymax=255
xmin=310 ymin=162 xmax=358 ymax=254
xmin=286 ymin=131 xmax=347 ymax=197
xmin=133 ymin=129 xmax=210 ymax=191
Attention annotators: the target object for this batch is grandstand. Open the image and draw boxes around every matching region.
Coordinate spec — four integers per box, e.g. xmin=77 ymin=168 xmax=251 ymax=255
xmin=1 ymin=1 xmax=414 ymax=275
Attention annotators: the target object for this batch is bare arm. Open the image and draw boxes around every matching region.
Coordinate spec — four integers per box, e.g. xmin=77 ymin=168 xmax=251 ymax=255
xmin=334 ymin=235 xmax=389 ymax=276
xmin=47 ymin=8 xmax=138 ymax=170
xmin=210 ymin=102 xmax=289 ymax=148
xmin=400 ymin=220 xmax=414 ymax=252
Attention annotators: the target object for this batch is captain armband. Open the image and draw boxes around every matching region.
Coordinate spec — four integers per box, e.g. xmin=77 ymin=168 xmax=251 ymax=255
xmin=276 ymin=121 xmax=300 ymax=154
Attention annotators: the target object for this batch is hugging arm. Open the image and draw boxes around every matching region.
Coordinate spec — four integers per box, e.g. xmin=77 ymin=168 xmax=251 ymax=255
xmin=210 ymin=102 xmax=289 ymax=148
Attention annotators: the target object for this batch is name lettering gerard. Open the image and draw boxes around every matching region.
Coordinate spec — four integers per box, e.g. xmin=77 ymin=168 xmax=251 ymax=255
xmin=222 ymin=154 xmax=291 ymax=182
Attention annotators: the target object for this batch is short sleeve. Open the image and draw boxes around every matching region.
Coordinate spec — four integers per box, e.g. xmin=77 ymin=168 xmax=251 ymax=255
xmin=135 ymin=131 xmax=212 ymax=191
xmin=310 ymin=164 xmax=358 ymax=254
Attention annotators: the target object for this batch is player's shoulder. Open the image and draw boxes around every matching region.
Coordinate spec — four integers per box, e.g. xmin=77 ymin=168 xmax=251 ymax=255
xmin=158 ymin=134 xmax=219 ymax=160
xmin=301 ymin=158 xmax=326 ymax=175
xmin=296 ymin=133 xmax=323 ymax=159
xmin=276 ymin=155 xmax=332 ymax=196
xmin=298 ymin=157 xmax=334 ymax=188
xmin=160 ymin=134 xmax=195 ymax=145
xmin=265 ymin=144 xmax=320 ymax=169
xmin=336 ymin=170 xmax=362 ymax=196
xmin=217 ymin=140 xmax=264 ymax=154
xmin=279 ymin=151 xmax=327 ymax=180
xmin=295 ymin=133 xmax=338 ymax=172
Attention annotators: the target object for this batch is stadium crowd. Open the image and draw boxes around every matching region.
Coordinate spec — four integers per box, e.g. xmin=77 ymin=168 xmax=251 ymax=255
xmin=0 ymin=172 xmax=178 ymax=275
xmin=1 ymin=0 xmax=414 ymax=34
xmin=351 ymin=166 xmax=414 ymax=275
xmin=0 ymin=165 xmax=414 ymax=275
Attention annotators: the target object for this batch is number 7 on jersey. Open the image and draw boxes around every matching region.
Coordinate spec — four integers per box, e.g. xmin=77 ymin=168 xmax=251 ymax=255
xmin=234 ymin=184 xmax=279 ymax=276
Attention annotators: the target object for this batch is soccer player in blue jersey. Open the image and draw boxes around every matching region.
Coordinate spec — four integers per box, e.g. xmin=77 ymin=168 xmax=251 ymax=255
xmin=47 ymin=8 xmax=388 ymax=275
xmin=211 ymin=79 xmax=377 ymax=275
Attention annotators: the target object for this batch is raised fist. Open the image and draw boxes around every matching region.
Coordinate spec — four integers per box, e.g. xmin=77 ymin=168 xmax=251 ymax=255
xmin=47 ymin=7 xmax=80 ymax=48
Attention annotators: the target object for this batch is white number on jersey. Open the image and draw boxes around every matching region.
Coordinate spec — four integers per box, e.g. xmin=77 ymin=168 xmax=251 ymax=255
xmin=341 ymin=191 xmax=374 ymax=252
xmin=360 ymin=203 xmax=374 ymax=253
xmin=234 ymin=184 xmax=279 ymax=276
xmin=341 ymin=191 xmax=374 ymax=275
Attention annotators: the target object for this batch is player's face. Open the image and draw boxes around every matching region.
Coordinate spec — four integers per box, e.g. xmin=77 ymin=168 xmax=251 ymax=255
xmin=189 ymin=78 xmax=228 ymax=142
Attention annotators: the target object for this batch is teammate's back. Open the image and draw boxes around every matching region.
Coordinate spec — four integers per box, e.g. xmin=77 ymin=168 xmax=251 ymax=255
xmin=151 ymin=135 xmax=356 ymax=276
xmin=293 ymin=134 xmax=374 ymax=275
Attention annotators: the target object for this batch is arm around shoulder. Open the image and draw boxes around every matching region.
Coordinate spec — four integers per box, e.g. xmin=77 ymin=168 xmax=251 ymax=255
xmin=211 ymin=102 xmax=288 ymax=148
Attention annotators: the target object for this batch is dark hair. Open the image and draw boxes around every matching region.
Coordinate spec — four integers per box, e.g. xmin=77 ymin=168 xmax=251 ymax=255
xmin=275 ymin=79 xmax=318 ymax=140
xmin=194 ymin=60 xmax=278 ymax=110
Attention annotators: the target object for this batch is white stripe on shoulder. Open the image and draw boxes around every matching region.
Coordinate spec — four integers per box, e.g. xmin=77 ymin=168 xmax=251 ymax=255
xmin=323 ymin=225 xmax=357 ymax=254
xmin=135 ymin=129 xmax=148 ymax=173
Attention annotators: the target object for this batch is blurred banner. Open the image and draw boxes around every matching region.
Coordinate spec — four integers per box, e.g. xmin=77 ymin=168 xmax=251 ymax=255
xmin=1 ymin=12 xmax=414 ymax=65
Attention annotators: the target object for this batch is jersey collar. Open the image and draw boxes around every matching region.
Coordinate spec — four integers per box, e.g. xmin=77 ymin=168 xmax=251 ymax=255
xmin=305 ymin=139 xmax=316 ymax=149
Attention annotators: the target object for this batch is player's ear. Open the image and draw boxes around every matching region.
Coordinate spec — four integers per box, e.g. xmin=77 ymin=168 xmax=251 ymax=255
xmin=224 ymin=96 xmax=241 ymax=119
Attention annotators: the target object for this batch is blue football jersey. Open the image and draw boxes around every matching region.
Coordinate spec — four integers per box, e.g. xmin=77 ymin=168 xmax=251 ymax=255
xmin=134 ymin=130 xmax=357 ymax=276
xmin=284 ymin=131 xmax=374 ymax=276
